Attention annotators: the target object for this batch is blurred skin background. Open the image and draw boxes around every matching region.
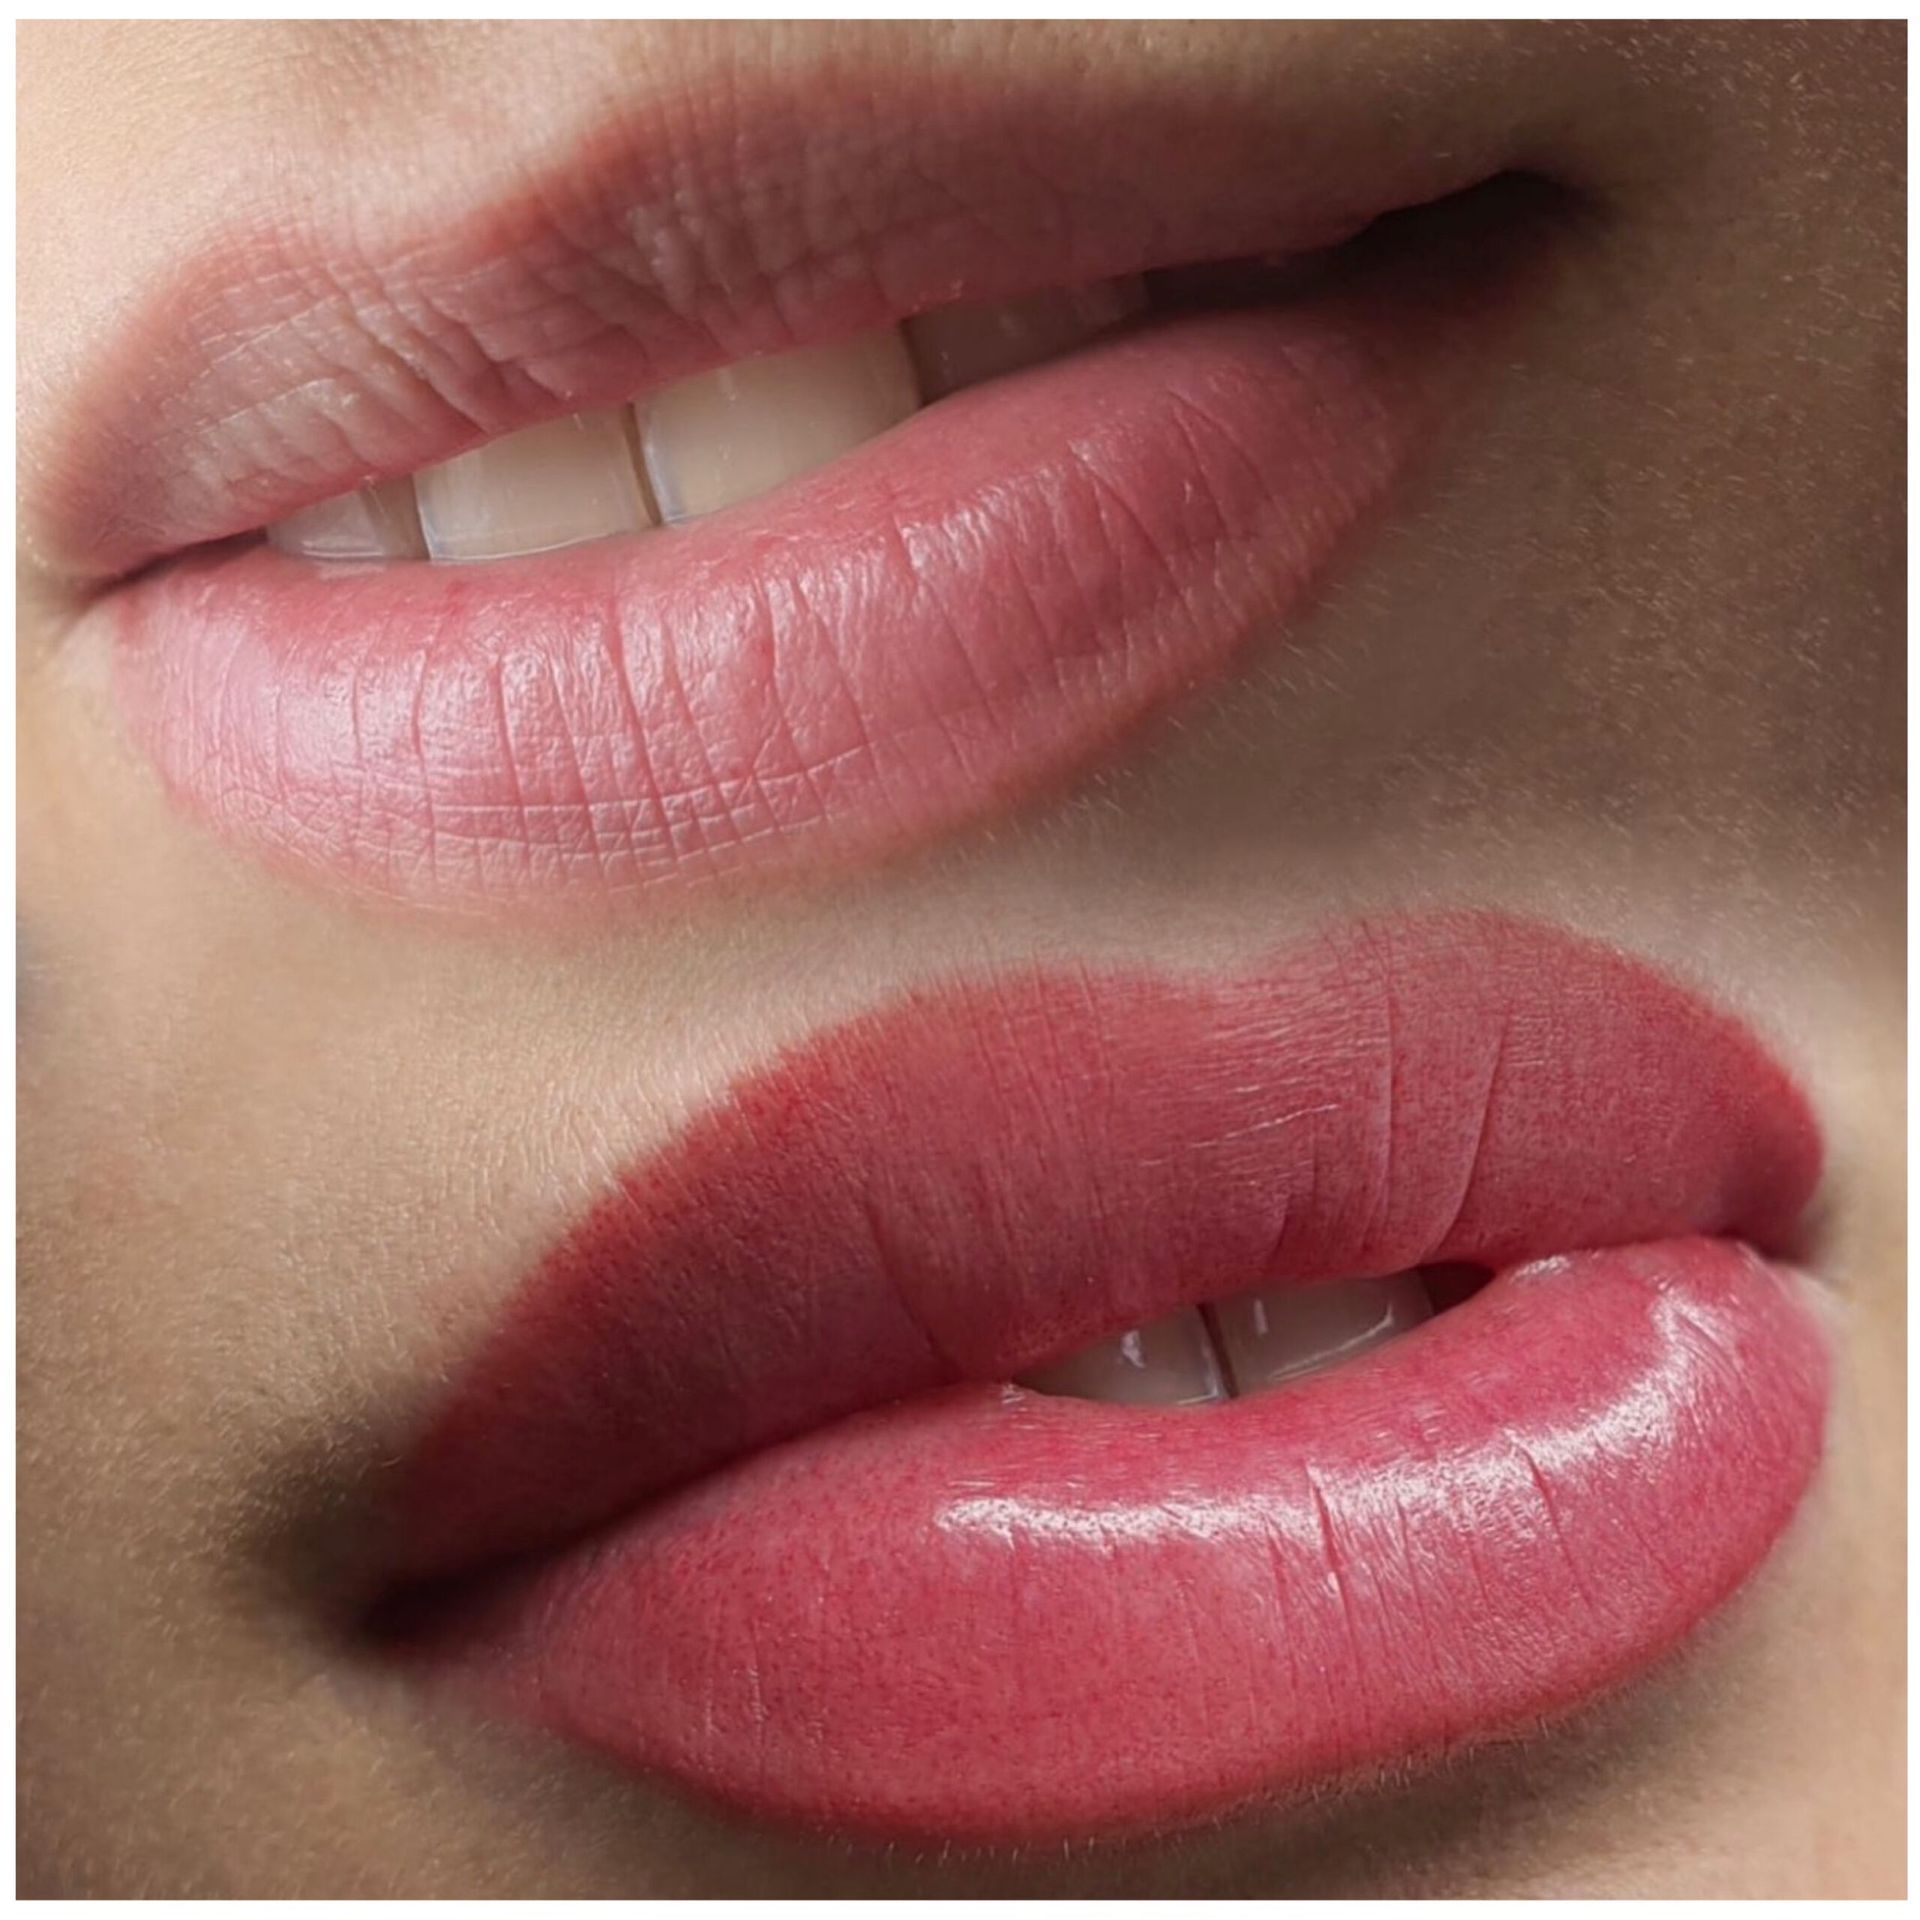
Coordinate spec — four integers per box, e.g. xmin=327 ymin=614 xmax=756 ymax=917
xmin=17 ymin=20 xmax=1903 ymax=1895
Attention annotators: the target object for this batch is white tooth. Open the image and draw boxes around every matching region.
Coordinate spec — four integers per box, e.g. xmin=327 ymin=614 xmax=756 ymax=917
xmin=267 ymin=479 xmax=424 ymax=561
xmin=414 ymin=410 xmax=654 ymax=561
xmin=1208 ymin=1272 xmax=1433 ymax=1395
xmin=1018 ymin=1307 xmax=1227 ymax=1407
xmin=639 ymin=326 xmax=919 ymax=524
xmin=905 ymin=275 xmax=1147 ymax=400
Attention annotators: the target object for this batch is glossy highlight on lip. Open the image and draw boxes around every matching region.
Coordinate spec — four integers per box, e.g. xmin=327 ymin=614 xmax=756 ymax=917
xmin=384 ymin=913 xmax=1830 ymax=1841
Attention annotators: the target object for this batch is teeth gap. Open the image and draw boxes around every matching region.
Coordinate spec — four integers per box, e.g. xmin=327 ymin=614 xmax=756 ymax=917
xmin=260 ymin=255 xmax=1318 ymax=566
xmin=1017 ymin=1264 xmax=1492 ymax=1408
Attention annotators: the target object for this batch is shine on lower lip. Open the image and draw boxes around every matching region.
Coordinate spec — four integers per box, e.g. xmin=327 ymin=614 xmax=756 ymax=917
xmin=384 ymin=913 xmax=1829 ymax=1840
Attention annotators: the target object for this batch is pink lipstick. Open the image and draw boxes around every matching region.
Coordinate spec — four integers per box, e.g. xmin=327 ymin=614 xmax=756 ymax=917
xmin=113 ymin=226 xmax=1524 ymax=914
xmin=383 ymin=913 xmax=1829 ymax=1840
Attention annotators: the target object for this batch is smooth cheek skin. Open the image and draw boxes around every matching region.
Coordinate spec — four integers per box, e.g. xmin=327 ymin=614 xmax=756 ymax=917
xmin=16 ymin=20 xmax=1904 ymax=1900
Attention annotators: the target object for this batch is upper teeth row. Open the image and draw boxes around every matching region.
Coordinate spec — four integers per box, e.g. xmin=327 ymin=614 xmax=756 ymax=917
xmin=1017 ymin=1269 xmax=1444 ymax=1407
xmin=266 ymin=278 xmax=1146 ymax=565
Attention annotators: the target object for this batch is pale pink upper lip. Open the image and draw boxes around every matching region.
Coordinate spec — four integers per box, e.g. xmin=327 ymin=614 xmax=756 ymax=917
xmin=82 ymin=49 xmax=1567 ymax=914
xmin=41 ymin=52 xmax=1531 ymax=581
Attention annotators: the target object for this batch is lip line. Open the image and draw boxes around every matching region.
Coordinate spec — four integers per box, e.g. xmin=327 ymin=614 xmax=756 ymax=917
xmin=82 ymin=205 xmax=1466 ymax=582
xmin=193 ymin=266 xmax=1286 ymax=566
xmin=111 ymin=275 xmax=1290 ymax=583
xmin=388 ymin=910 xmax=1823 ymax=1585
xmin=118 ymin=172 xmax=1542 ymax=575
xmin=40 ymin=46 xmax=1546 ymax=585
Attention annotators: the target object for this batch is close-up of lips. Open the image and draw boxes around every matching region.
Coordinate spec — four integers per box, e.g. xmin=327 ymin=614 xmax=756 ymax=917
xmin=15 ymin=16 xmax=1906 ymax=1903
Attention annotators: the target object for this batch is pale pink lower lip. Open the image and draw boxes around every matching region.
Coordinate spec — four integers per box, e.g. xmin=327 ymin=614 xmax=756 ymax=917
xmin=384 ymin=915 xmax=1830 ymax=1840
xmin=113 ymin=273 xmax=1482 ymax=912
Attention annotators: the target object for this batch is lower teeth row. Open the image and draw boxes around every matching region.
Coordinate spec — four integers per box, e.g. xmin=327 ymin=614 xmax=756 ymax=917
xmin=1016 ymin=1268 xmax=1469 ymax=1406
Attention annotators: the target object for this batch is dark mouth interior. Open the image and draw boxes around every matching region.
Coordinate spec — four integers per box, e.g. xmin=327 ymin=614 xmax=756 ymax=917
xmin=1422 ymin=1260 xmax=1497 ymax=1312
xmin=1143 ymin=170 xmax=1576 ymax=311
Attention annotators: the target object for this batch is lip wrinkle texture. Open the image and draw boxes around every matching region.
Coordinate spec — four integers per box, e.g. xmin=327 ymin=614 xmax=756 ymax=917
xmin=110 ymin=177 xmax=1554 ymax=913
xmin=405 ymin=1243 xmax=1824 ymax=1841
xmin=40 ymin=55 xmax=1526 ymax=579
xmin=388 ymin=913 xmax=1829 ymax=1840
xmin=116 ymin=307 xmax=1421 ymax=908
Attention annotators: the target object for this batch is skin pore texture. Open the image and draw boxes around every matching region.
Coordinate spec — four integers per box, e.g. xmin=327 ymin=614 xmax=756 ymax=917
xmin=17 ymin=20 xmax=1905 ymax=1898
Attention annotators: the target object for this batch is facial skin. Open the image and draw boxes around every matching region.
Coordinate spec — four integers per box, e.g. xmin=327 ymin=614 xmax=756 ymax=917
xmin=17 ymin=21 xmax=1903 ymax=1896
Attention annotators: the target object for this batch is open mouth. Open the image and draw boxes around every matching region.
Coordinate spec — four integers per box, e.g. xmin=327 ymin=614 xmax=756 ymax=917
xmin=260 ymin=273 xmax=1153 ymax=561
xmin=376 ymin=913 xmax=1829 ymax=1842
xmin=96 ymin=153 xmax=1564 ymax=912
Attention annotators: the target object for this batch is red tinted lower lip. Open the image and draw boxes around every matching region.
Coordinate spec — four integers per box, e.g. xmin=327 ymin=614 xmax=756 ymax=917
xmin=386 ymin=914 xmax=1829 ymax=1838
xmin=112 ymin=232 xmax=1511 ymax=911
xmin=404 ymin=1240 xmax=1825 ymax=1841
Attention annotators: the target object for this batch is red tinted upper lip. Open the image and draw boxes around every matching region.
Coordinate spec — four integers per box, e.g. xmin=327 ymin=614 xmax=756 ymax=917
xmin=386 ymin=912 xmax=1828 ymax=1836
xmin=396 ymin=910 xmax=1822 ymax=1574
